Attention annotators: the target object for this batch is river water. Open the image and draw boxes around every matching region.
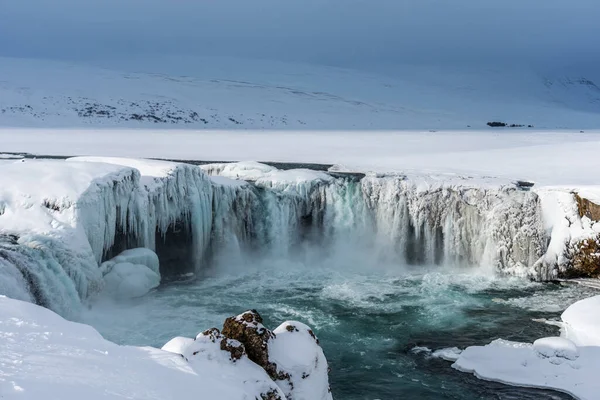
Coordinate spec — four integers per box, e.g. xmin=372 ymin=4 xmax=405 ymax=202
xmin=83 ymin=259 xmax=592 ymax=399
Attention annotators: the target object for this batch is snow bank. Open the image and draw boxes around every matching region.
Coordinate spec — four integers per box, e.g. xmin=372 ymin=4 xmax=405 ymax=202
xmin=0 ymin=296 xmax=285 ymax=400
xmin=450 ymin=295 xmax=600 ymax=399
xmin=270 ymin=321 xmax=333 ymax=400
xmin=561 ymin=295 xmax=600 ymax=347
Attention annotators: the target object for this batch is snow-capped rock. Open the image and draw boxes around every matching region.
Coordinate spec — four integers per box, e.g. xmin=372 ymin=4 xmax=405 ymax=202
xmin=271 ymin=321 xmax=333 ymax=400
xmin=221 ymin=310 xmax=333 ymax=400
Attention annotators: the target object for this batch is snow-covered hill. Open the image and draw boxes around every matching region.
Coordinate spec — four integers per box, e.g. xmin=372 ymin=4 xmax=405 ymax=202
xmin=1 ymin=57 xmax=599 ymax=130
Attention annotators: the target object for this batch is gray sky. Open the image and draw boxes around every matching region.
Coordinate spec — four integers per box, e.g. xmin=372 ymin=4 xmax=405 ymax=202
xmin=1 ymin=0 xmax=598 ymax=70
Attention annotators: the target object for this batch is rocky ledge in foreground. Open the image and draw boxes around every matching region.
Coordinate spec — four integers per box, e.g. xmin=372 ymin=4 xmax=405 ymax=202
xmin=162 ymin=310 xmax=333 ymax=400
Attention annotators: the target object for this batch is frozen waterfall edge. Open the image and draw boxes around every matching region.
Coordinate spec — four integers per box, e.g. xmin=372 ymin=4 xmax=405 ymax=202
xmin=1 ymin=158 xmax=589 ymax=317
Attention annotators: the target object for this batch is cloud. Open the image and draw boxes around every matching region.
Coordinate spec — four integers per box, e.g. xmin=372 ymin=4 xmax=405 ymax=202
xmin=0 ymin=0 xmax=598 ymax=68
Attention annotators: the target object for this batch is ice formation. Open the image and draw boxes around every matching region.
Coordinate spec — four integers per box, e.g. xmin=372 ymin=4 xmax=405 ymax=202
xmin=450 ymin=295 xmax=600 ymax=400
xmin=0 ymin=157 xmax=590 ymax=317
xmin=100 ymin=249 xmax=161 ymax=299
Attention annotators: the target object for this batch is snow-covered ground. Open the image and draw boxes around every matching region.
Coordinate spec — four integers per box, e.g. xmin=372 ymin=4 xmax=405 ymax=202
xmin=449 ymin=295 xmax=600 ymax=400
xmin=0 ymin=56 xmax=599 ymax=130
xmin=1 ymin=295 xmax=335 ymax=400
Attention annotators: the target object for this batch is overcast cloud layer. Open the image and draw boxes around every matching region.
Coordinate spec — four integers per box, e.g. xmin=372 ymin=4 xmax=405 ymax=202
xmin=0 ymin=0 xmax=598 ymax=70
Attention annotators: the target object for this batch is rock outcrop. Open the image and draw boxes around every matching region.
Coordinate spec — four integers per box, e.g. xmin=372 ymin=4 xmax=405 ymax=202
xmin=161 ymin=310 xmax=333 ymax=400
xmin=222 ymin=310 xmax=333 ymax=400
xmin=575 ymin=193 xmax=600 ymax=222
xmin=222 ymin=310 xmax=278 ymax=376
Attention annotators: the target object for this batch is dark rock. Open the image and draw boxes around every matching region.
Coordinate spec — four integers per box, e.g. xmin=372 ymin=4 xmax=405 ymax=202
xmin=259 ymin=389 xmax=284 ymax=400
xmin=562 ymin=235 xmax=600 ymax=279
xmin=198 ymin=327 xmax=247 ymax=362
xmin=514 ymin=181 xmax=535 ymax=191
xmin=575 ymin=193 xmax=600 ymax=222
xmin=222 ymin=310 xmax=276 ymax=376
xmin=487 ymin=121 xmax=507 ymax=127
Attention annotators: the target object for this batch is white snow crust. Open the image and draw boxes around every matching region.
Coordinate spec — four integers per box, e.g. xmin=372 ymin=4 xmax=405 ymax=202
xmin=561 ymin=295 xmax=600 ymax=347
xmin=0 ymin=295 xmax=285 ymax=400
xmin=451 ymin=295 xmax=600 ymax=399
xmin=270 ymin=321 xmax=333 ymax=400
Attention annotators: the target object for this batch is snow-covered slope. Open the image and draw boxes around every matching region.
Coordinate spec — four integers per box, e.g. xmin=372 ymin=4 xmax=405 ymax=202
xmin=1 ymin=57 xmax=599 ymax=130
xmin=0 ymin=295 xmax=293 ymax=400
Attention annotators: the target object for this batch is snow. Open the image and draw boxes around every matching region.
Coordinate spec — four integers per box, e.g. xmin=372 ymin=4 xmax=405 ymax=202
xmin=432 ymin=347 xmax=463 ymax=362
xmin=0 ymin=295 xmax=285 ymax=400
xmin=450 ymin=296 xmax=600 ymax=400
xmin=270 ymin=321 xmax=333 ymax=400
xmin=101 ymin=262 xmax=160 ymax=299
xmin=100 ymin=249 xmax=161 ymax=299
xmin=201 ymin=161 xmax=278 ymax=181
xmin=533 ymin=337 xmax=579 ymax=360
xmin=561 ymin=295 xmax=600 ymax=347
xmin=101 ymin=248 xmax=160 ymax=275
xmin=1 ymin=57 xmax=600 ymax=130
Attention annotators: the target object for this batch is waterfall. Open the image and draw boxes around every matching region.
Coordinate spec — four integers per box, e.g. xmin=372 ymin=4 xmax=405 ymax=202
xmin=0 ymin=159 xmax=549 ymax=317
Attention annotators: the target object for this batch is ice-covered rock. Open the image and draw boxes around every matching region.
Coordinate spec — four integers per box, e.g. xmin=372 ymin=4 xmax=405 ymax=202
xmin=361 ymin=174 xmax=546 ymax=275
xmin=101 ymin=262 xmax=160 ymax=299
xmin=0 ymin=160 xmax=140 ymax=316
xmin=101 ymin=248 xmax=160 ymax=275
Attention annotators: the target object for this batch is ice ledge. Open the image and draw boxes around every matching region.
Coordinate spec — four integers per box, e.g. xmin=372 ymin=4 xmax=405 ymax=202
xmin=448 ymin=295 xmax=600 ymax=400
